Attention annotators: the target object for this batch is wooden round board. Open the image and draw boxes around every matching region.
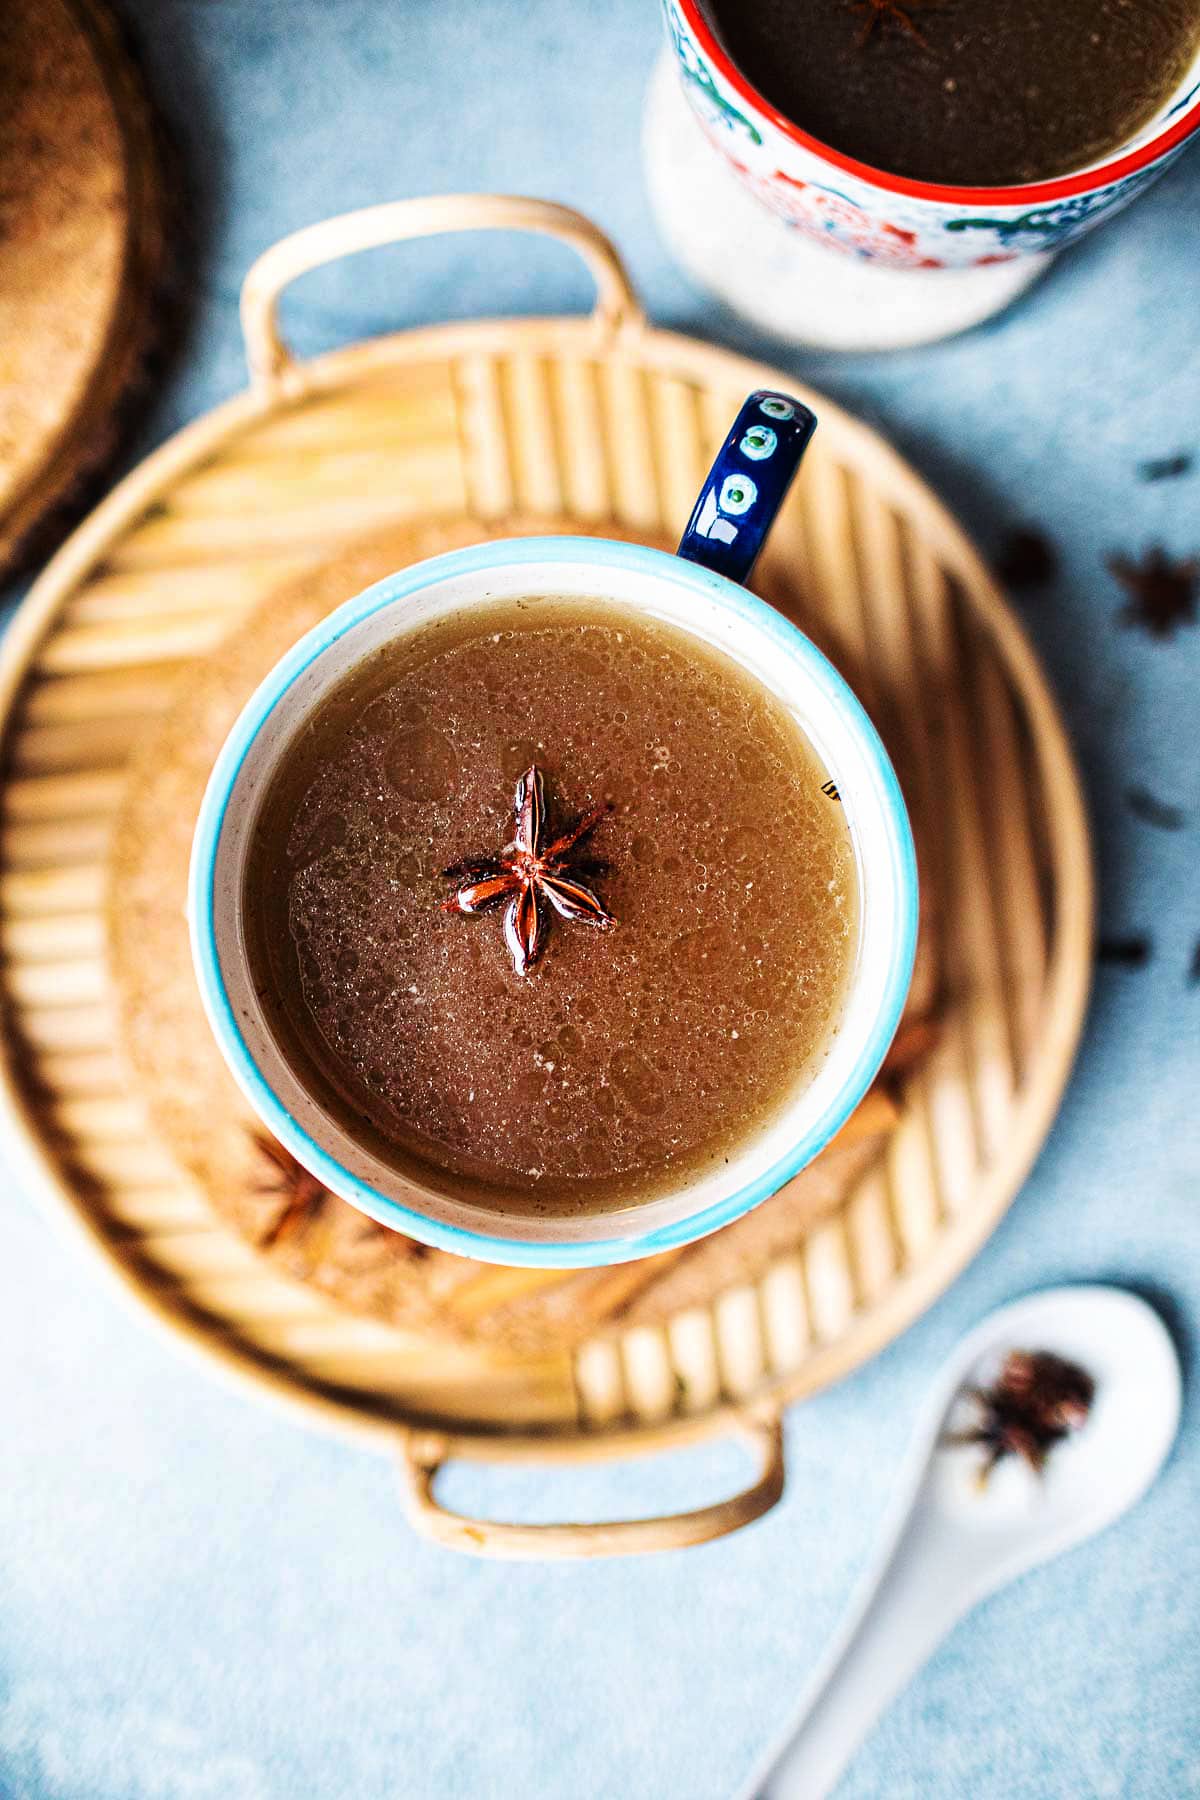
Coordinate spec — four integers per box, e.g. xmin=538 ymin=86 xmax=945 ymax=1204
xmin=0 ymin=198 xmax=1093 ymax=1557
xmin=0 ymin=0 xmax=168 ymax=581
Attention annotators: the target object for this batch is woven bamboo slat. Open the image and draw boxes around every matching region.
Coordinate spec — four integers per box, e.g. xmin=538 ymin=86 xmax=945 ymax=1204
xmin=0 ymin=198 xmax=1092 ymax=1557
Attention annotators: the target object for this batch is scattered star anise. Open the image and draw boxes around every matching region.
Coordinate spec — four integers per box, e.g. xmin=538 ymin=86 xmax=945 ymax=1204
xmin=1137 ymin=452 xmax=1192 ymax=483
xmin=250 ymin=1130 xmax=328 ymax=1248
xmin=1126 ymin=787 xmax=1186 ymax=831
xmin=850 ymin=0 xmax=940 ymax=50
xmin=947 ymin=1348 xmax=1095 ymax=1480
xmin=1109 ymin=547 xmax=1198 ymax=639
xmin=1097 ymin=935 xmax=1152 ymax=968
xmin=441 ymin=764 xmax=615 ymax=977
xmin=995 ymin=526 xmax=1058 ymax=590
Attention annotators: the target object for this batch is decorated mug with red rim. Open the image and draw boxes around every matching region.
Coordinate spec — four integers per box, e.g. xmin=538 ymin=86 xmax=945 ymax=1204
xmin=662 ymin=0 xmax=1200 ymax=272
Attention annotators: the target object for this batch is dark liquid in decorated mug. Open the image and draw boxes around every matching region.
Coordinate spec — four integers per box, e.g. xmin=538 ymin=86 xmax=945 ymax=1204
xmin=705 ymin=0 xmax=1200 ymax=185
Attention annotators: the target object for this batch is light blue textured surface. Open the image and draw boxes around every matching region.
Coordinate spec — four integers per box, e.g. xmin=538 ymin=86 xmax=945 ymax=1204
xmin=2 ymin=4 xmax=1198 ymax=1797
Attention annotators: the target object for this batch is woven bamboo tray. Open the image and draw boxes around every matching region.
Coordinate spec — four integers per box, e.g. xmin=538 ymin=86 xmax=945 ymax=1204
xmin=0 ymin=197 xmax=1092 ymax=1557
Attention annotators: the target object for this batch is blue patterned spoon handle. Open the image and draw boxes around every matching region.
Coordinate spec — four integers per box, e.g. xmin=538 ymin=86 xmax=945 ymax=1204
xmin=676 ymin=390 xmax=817 ymax=586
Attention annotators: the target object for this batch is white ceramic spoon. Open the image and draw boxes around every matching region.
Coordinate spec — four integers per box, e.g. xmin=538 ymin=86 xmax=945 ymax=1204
xmin=742 ymin=1285 xmax=1181 ymax=1800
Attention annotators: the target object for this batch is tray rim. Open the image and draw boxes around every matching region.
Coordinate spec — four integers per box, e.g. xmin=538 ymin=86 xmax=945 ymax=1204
xmin=0 ymin=309 xmax=1094 ymax=1464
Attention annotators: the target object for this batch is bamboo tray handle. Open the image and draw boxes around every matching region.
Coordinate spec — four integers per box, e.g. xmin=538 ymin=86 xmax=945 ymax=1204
xmin=240 ymin=194 xmax=646 ymax=391
xmin=399 ymin=1411 xmax=785 ymax=1560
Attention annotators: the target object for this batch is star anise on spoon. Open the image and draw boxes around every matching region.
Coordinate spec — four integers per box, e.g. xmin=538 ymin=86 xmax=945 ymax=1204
xmin=946 ymin=1348 xmax=1095 ymax=1480
xmin=441 ymin=764 xmax=616 ymax=976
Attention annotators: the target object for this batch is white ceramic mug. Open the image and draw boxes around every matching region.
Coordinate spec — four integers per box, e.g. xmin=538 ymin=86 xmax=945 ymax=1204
xmin=648 ymin=4 xmax=1200 ymax=347
xmin=662 ymin=0 xmax=1200 ymax=270
xmin=190 ymin=404 xmax=917 ymax=1268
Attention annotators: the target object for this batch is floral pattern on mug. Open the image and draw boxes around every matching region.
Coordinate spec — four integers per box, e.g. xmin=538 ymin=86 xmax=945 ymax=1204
xmin=728 ymin=160 xmax=948 ymax=267
xmin=667 ymin=4 xmax=761 ymax=146
xmin=943 ymin=162 xmax=1176 ymax=246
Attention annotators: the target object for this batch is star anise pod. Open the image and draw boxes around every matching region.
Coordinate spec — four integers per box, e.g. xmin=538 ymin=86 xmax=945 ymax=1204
xmin=250 ymin=1130 xmax=328 ymax=1248
xmin=850 ymin=0 xmax=940 ymax=50
xmin=1097 ymin=935 xmax=1152 ymax=968
xmin=1126 ymin=787 xmax=1186 ymax=831
xmin=995 ymin=526 xmax=1059 ymax=591
xmin=441 ymin=764 xmax=615 ymax=976
xmin=1137 ymin=452 xmax=1192 ymax=483
xmin=1109 ymin=546 xmax=1198 ymax=639
xmin=947 ymin=1348 xmax=1094 ymax=1480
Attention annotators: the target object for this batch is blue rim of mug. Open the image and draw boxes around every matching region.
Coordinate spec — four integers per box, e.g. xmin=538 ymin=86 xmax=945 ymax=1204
xmin=189 ymin=537 xmax=918 ymax=1267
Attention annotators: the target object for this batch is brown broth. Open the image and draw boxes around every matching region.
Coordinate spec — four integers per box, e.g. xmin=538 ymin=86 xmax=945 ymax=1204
xmin=244 ymin=598 xmax=858 ymax=1215
xmin=707 ymin=0 xmax=1200 ymax=187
